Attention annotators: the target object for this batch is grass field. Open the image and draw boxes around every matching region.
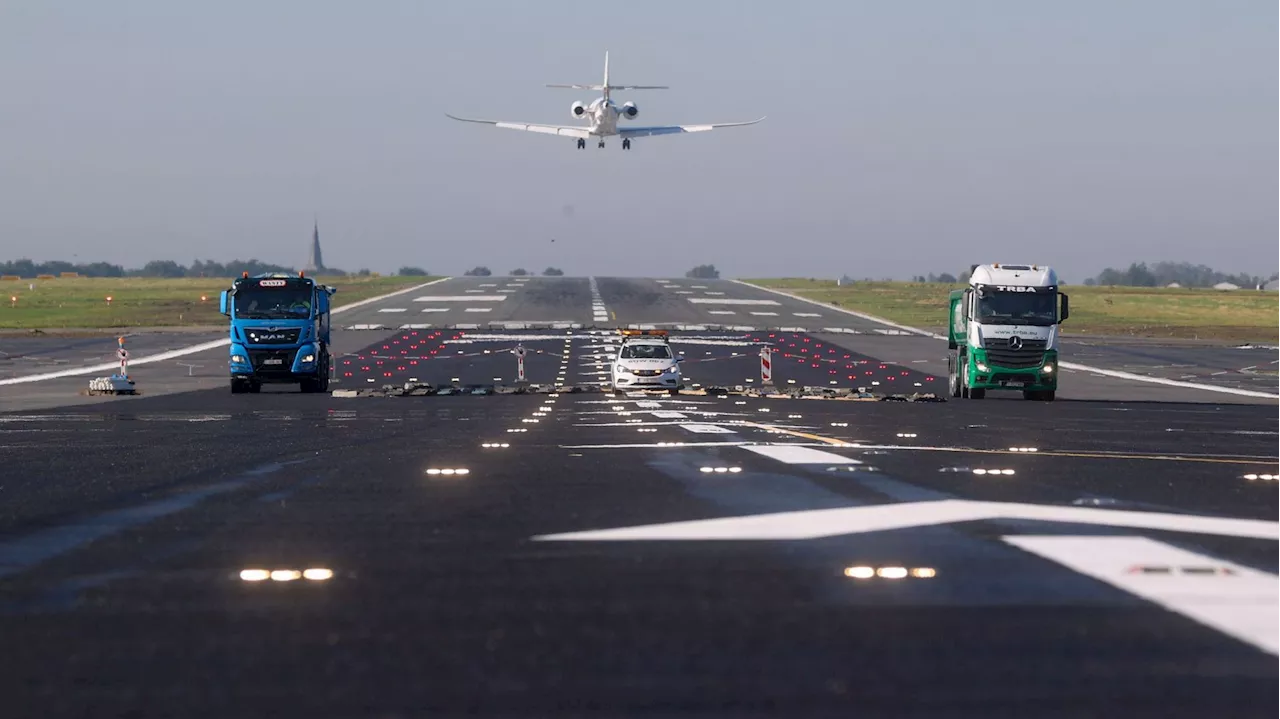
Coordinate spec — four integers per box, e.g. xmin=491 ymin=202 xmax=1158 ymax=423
xmin=745 ymin=279 xmax=1279 ymax=343
xmin=0 ymin=275 xmax=438 ymax=330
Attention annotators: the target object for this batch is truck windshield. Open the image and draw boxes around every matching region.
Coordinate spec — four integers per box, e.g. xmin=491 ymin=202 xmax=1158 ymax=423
xmin=234 ymin=287 xmax=313 ymax=320
xmin=976 ymin=291 xmax=1057 ymax=326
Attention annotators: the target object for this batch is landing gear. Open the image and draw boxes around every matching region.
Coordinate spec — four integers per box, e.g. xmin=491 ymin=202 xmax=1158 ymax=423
xmin=597 ymin=139 xmax=606 ymax=149
xmin=576 ymin=138 xmax=585 ymax=150
xmin=622 ymin=138 xmax=631 ymax=150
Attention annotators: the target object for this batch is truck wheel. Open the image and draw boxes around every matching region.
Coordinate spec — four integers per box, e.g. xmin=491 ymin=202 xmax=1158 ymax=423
xmin=230 ymin=379 xmax=247 ymax=394
xmin=969 ymin=387 xmax=985 ymax=399
xmin=248 ymin=381 xmax=262 ymax=394
xmin=1041 ymin=390 xmax=1055 ymax=402
xmin=958 ymin=356 xmax=970 ymax=398
xmin=948 ymin=354 xmax=962 ymax=398
xmin=1023 ymin=390 xmax=1038 ymax=401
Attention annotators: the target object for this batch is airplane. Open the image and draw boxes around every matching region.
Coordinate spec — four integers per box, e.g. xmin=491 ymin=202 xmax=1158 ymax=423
xmin=445 ymin=51 xmax=764 ymax=150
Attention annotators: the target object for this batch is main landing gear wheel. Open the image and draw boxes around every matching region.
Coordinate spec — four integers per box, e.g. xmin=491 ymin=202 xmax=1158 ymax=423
xmin=622 ymin=138 xmax=631 ymax=150
xmin=576 ymin=138 xmax=585 ymax=149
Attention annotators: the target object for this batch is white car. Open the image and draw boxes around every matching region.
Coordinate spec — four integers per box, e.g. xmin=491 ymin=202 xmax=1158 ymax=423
xmin=611 ymin=331 xmax=682 ymax=395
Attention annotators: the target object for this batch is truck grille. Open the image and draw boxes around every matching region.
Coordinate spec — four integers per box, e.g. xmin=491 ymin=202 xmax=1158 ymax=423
xmin=244 ymin=327 xmax=301 ymax=345
xmin=983 ymin=338 xmax=1048 ymax=369
xmin=249 ymin=349 xmax=295 ymax=374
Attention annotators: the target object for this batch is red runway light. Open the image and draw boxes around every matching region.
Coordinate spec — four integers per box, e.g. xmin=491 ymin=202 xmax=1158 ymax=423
xmin=343 ymin=372 xmax=352 ymax=377
xmin=925 ymin=377 xmax=934 ymax=381
xmin=343 ymin=360 xmax=351 ymax=365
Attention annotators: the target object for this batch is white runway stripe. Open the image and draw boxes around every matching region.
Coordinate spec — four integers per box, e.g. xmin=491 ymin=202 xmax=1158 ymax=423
xmin=413 ymin=296 xmax=507 ymax=302
xmin=377 ymin=308 xmax=407 ymax=313
xmin=741 ymin=445 xmax=859 ymax=464
xmin=1005 ymin=535 xmax=1279 ymax=655
xmin=688 ymin=298 xmax=780 ymax=306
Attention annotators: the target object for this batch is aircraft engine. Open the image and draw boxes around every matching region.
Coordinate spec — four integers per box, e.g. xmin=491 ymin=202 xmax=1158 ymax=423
xmin=571 ymin=101 xmax=587 ymax=118
xmin=621 ymin=101 xmax=639 ymax=119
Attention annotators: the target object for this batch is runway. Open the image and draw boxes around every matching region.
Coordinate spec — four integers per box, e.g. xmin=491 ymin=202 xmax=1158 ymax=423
xmin=0 ymin=276 xmax=1276 ymax=718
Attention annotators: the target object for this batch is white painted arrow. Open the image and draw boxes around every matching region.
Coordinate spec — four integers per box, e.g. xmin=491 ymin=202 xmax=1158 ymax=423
xmin=532 ymin=499 xmax=1278 ymax=542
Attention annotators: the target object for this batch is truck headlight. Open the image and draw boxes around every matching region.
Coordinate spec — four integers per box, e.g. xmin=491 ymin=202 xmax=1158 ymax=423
xmin=231 ymin=354 xmax=248 ymax=364
xmin=975 ymin=362 xmax=989 ymax=372
xmin=301 ymin=353 xmax=315 ymax=363
xmin=1041 ymin=364 xmax=1055 ymax=374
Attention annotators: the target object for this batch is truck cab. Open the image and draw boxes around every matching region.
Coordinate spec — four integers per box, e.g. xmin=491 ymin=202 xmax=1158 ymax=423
xmin=947 ymin=264 xmax=1069 ymax=401
xmin=219 ymin=272 xmax=336 ymax=394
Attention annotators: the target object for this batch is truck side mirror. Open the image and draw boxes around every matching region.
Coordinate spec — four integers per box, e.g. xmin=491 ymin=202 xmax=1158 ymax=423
xmin=1060 ymin=293 xmax=1070 ymax=322
xmin=219 ymin=290 xmax=229 ymax=316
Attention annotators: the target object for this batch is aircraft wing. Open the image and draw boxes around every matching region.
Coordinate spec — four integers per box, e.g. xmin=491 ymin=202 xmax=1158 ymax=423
xmin=445 ymin=114 xmax=591 ymax=139
xmin=619 ymin=117 xmax=765 ymax=139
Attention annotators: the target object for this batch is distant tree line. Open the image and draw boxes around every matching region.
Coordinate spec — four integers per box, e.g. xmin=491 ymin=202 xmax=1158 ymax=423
xmin=909 ymin=272 xmax=959 ymax=283
xmin=1084 ymin=262 xmax=1277 ymax=288
xmin=686 ymin=264 xmax=720 ymax=279
xmin=0 ymin=257 xmax=359 ymax=278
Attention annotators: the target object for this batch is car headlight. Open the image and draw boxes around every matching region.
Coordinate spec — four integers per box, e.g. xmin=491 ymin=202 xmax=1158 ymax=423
xmin=231 ymin=354 xmax=248 ymax=364
xmin=1041 ymin=363 xmax=1055 ymax=374
xmin=975 ymin=362 xmax=989 ymax=372
xmin=665 ymin=365 xmax=680 ymax=374
xmin=616 ymin=365 xmax=630 ymax=374
xmin=301 ymin=354 xmax=315 ymax=363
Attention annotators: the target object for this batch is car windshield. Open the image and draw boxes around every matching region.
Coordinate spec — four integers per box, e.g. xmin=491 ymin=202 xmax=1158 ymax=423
xmin=976 ymin=290 xmax=1057 ymax=326
xmin=621 ymin=343 xmax=672 ymax=359
xmin=234 ymin=287 xmax=313 ymax=320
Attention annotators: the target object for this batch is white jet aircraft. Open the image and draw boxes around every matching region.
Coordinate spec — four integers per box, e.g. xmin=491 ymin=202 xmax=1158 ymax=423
xmin=446 ymin=51 xmax=764 ymax=150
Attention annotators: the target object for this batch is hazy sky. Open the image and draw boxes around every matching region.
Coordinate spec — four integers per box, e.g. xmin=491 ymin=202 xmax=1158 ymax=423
xmin=1 ymin=0 xmax=1275 ymax=281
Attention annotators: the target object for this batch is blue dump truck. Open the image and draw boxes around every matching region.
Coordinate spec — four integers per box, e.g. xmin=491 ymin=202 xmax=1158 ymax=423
xmin=219 ymin=272 xmax=336 ymax=394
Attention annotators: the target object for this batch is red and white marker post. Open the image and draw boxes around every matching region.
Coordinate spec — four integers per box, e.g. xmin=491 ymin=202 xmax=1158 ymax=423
xmin=514 ymin=344 xmax=527 ymax=383
xmin=760 ymin=345 xmax=774 ymax=386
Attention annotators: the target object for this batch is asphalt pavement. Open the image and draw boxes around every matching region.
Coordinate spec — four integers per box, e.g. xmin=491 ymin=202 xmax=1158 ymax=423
xmin=0 ymin=276 xmax=1276 ymax=718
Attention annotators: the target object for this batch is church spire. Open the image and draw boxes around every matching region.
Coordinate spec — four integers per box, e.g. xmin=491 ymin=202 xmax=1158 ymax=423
xmin=305 ymin=218 xmax=325 ymax=272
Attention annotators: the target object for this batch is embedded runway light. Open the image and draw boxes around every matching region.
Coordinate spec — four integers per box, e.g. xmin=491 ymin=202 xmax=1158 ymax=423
xmin=271 ymin=570 xmax=302 ymax=582
xmin=896 ymin=433 xmax=918 ymax=438
xmin=910 ymin=567 xmax=937 ymax=578
xmin=303 ymin=568 xmax=334 ymax=581
xmin=844 ymin=566 xmax=875 ymax=579
xmin=876 ymin=567 xmax=908 ymax=579
xmin=239 ymin=569 xmax=271 ymax=582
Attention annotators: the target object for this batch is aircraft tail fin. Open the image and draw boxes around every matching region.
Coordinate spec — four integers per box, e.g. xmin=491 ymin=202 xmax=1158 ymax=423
xmin=545 ymin=52 xmax=669 ymax=96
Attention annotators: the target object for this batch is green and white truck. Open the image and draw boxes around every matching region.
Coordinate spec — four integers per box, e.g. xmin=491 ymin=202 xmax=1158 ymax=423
xmin=947 ymin=263 xmax=1069 ymax=401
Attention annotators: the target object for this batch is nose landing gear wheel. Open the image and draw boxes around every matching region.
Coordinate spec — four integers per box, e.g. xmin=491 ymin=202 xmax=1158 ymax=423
xmin=622 ymin=138 xmax=631 ymax=150
xmin=576 ymin=138 xmax=585 ymax=149
xmin=597 ymin=140 xmax=605 ymax=149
